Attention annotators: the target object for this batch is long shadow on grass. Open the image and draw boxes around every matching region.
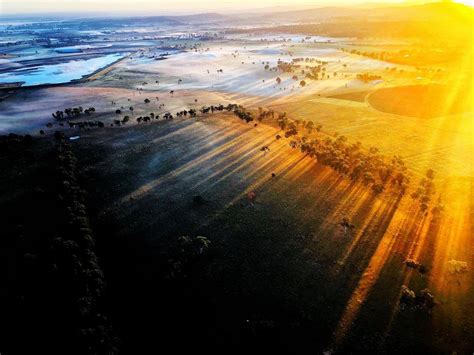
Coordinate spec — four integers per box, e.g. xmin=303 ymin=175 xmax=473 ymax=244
xmin=80 ymin=119 xmax=421 ymax=354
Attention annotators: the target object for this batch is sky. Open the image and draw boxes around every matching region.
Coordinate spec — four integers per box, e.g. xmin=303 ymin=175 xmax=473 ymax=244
xmin=1 ymin=0 xmax=472 ymax=15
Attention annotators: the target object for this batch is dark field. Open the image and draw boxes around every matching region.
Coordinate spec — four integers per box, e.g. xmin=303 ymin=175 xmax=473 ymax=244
xmin=1 ymin=113 xmax=473 ymax=354
xmin=47 ymin=116 xmax=474 ymax=352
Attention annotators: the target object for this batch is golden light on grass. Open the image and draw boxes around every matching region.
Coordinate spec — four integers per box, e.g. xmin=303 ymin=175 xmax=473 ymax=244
xmin=328 ymin=5 xmax=473 ymax=345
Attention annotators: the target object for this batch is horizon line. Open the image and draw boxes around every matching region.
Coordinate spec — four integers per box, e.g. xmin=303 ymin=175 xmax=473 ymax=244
xmin=1 ymin=1 xmax=471 ymax=18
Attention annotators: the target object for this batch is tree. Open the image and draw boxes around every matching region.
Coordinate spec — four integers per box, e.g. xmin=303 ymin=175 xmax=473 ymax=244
xmin=340 ymin=218 xmax=355 ymax=236
xmin=300 ymin=80 xmax=306 ymax=87
xmin=166 ymin=235 xmax=211 ymax=279
xmin=426 ymin=169 xmax=435 ymax=180
xmin=372 ymin=183 xmax=384 ymax=194
xmin=285 ymin=123 xmax=298 ymax=138
xmin=276 ymin=77 xmax=282 ymax=84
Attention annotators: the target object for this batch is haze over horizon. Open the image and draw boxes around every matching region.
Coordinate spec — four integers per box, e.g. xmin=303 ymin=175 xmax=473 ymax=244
xmin=1 ymin=0 xmax=472 ymax=16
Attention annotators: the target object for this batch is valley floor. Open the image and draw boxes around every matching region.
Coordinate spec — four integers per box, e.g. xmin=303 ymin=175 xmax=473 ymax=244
xmin=0 ymin=33 xmax=472 ymax=354
xmin=68 ymin=114 xmax=473 ymax=353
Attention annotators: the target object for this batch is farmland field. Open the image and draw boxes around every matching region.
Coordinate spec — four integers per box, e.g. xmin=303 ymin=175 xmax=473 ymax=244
xmin=0 ymin=2 xmax=473 ymax=355
xmin=368 ymin=84 xmax=473 ymax=118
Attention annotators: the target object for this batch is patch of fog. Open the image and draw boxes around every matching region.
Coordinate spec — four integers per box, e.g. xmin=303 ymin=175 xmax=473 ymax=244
xmin=124 ymin=44 xmax=350 ymax=100
xmin=0 ymin=60 xmax=22 ymax=67
xmin=110 ymin=41 xmax=161 ymax=47
xmin=4 ymin=47 xmax=57 ymax=62
xmin=113 ymin=28 xmax=159 ymax=34
xmin=0 ymin=53 xmax=124 ymax=87
xmin=250 ymin=48 xmax=284 ymax=55
xmin=227 ymin=33 xmax=347 ymax=43
xmin=122 ymin=39 xmax=396 ymax=103
xmin=128 ymin=49 xmax=182 ymax=66
xmin=194 ymin=53 xmax=218 ymax=59
xmin=55 ymin=44 xmax=114 ymax=53
xmin=78 ymin=30 xmax=106 ymax=36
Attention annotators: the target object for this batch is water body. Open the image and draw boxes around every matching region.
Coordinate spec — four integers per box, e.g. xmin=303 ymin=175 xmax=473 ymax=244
xmin=0 ymin=53 xmax=124 ymax=86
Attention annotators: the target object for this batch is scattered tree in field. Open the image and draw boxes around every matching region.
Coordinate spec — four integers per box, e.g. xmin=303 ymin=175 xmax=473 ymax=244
xmin=84 ymin=107 xmax=95 ymax=115
xmin=356 ymin=73 xmax=382 ymax=83
xmin=426 ymin=169 xmax=435 ymax=180
xmin=52 ymin=110 xmax=64 ymax=120
xmin=372 ymin=183 xmax=384 ymax=194
xmin=233 ymin=106 xmax=253 ymax=123
xmin=47 ymin=99 xmax=432 ymax=205
xmin=400 ymin=286 xmax=436 ymax=311
xmin=166 ymin=235 xmax=211 ymax=279
xmin=340 ymin=217 xmax=355 ymax=236
xmin=431 ymin=198 xmax=445 ymax=218
xmin=411 ymin=169 xmax=436 ymax=211
xmin=285 ymin=123 xmax=298 ymax=138
xmin=278 ymin=117 xmax=287 ymax=130
xmin=53 ymin=106 xmax=94 ymax=120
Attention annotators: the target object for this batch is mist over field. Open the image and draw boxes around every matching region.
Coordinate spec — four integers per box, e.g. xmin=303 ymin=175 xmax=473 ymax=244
xmin=0 ymin=1 xmax=472 ymax=354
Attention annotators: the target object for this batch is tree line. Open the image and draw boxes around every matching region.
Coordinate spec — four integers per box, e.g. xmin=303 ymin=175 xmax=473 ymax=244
xmin=255 ymin=107 xmax=438 ymax=211
xmin=50 ymin=134 xmax=119 ymax=353
xmin=47 ymin=99 xmax=438 ymax=213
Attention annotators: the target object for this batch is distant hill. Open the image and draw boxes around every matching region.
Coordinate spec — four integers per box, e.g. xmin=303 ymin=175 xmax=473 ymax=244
xmin=171 ymin=13 xmax=230 ymax=24
xmin=4 ymin=2 xmax=471 ymax=32
xmin=257 ymin=2 xmax=472 ymax=23
xmin=231 ymin=2 xmax=472 ymax=42
xmin=72 ymin=13 xmax=230 ymax=27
